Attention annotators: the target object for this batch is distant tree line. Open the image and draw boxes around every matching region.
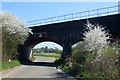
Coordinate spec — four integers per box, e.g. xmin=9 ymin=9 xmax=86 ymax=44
xmin=32 ymin=46 xmax=62 ymax=54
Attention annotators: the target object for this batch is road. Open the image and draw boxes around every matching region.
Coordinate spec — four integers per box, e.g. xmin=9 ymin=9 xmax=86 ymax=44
xmin=2 ymin=56 xmax=73 ymax=79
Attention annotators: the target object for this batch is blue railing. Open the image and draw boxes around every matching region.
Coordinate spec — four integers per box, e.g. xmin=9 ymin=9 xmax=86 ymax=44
xmin=27 ymin=5 xmax=119 ymax=27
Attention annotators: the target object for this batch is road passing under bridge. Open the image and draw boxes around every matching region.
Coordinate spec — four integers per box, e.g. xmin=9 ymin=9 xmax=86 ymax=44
xmin=2 ymin=56 xmax=73 ymax=79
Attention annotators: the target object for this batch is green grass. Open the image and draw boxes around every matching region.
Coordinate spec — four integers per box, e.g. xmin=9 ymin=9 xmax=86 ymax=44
xmin=33 ymin=53 xmax=61 ymax=59
xmin=0 ymin=60 xmax=20 ymax=71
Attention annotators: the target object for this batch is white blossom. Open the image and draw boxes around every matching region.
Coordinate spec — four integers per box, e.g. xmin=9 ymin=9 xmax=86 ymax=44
xmin=0 ymin=11 xmax=32 ymax=39
xmin=83 ymin=21 xmax=109 ymax=54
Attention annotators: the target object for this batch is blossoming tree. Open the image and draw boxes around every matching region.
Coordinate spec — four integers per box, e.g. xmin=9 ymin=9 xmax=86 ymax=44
xmin=83 ymin=21 xmax=109 ymax=57
xmin=0 ymin=11 xmax=32 ymax=41
xmin=0 ymin=11 xmax=32 ymax=60
xmin=81 ymin=21 xmax=119 ymax=78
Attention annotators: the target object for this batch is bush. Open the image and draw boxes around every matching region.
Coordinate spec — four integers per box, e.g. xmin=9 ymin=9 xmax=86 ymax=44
xmin=1 ymin=11 xmax=32 ymax=61
xmin=58 ymin=21 xmax=120 ymax=79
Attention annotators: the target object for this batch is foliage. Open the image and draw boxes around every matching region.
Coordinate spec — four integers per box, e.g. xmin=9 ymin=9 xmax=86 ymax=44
xmin=83 ymin=21 xmax=109 ymax=55
xmin=1 ymin=60 xmax=20 ymax=71
xmin=58 ymin=21 xmax=120 ymax=79
xmin=80 ymin=22 xmax=119 ymax=78
xmin=0 ymin=11 xmax=32 ymax=61
xmin=72 ymin=47 xmax=85 ymax=64
xmin=83 ymin=47 xmax=119 ymax=78
xmin=0 ymin=11 xmax=32 ymax=38
xmin=61 ymin=43 xmax=120 ymax=79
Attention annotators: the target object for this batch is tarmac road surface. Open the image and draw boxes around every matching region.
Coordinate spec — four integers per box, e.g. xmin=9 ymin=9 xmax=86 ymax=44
xmin=2 ymin=56 xmax=74 ymax=79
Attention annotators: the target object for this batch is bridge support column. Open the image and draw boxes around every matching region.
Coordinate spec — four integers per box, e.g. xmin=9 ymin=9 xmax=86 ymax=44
xmin=24 ymin=47 xmax=32 ymax=61
xmin=17 ymin=45 xmax=31 ymax=63
xmin=18 ymin=44 xmax=33 ymax=64
xmin=62 ymin=43 xmax=72 ymax=59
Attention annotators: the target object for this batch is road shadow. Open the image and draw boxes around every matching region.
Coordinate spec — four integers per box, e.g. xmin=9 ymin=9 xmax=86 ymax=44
xmin=51 ymin=72 xmax=77 ymax=80
xmin=22 ymin=61 xmax=56 ymax=67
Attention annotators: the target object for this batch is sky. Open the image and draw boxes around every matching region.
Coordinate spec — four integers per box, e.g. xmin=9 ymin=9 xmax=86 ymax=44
xmin=1 ymin=2 xmax=119 ymax=49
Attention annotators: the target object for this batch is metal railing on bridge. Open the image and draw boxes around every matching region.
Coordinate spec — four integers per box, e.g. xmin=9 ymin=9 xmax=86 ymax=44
xmin=27 ymin=5 xmax=120 ymax=27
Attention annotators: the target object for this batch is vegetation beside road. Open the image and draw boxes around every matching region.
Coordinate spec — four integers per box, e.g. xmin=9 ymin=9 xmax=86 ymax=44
xmin=57 ymin=21 xmax=120 ymax=79
xmin=1 ymin=11 xmax=31 ymax=71
xmin=0 ymin=60 xmax=20 ymax=71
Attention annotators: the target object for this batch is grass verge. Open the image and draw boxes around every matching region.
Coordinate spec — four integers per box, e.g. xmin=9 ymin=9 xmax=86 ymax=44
xmin=0 ymin=60 xmax=20 ymax=71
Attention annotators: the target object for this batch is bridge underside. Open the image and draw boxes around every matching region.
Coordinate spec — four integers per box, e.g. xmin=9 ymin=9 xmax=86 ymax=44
xmin=18 ymin=14 xmax=120 ymax=63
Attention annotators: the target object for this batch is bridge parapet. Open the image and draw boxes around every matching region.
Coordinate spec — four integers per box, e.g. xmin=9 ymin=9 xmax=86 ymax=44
xmin=27 ymin=5 xmax=119 ymax=27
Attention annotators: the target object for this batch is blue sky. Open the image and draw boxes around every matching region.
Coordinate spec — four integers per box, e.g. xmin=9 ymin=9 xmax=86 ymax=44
xmin=2 ymin=2 xmax=118 ymax=22
xmin=1 ymin=2 xmax=118 ymax=49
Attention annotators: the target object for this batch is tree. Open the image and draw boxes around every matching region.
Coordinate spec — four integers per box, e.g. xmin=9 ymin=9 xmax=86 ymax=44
xmin=81 ymin=21 xmax=119 ymax=78
xmin=1 ymin=11 xmax=32 ymax=42
xmin=83 ymin=21 xmax=109 ymax=58
xmin=0 ymin=11 xmax=32 ymax=60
